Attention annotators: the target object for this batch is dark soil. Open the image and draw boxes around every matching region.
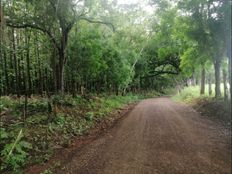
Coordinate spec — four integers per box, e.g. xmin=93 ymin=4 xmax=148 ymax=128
xmin=192 ymin=97 xmax=231 ymax=128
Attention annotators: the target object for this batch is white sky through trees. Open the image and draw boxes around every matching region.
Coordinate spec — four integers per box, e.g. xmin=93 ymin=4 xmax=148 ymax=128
xmin=118 ymin=0 xmax=154 ymax=14
xmin=118 ymin=0 xmax=139 ymax=4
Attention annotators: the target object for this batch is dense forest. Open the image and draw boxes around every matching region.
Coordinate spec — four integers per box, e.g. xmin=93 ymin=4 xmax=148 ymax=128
xmin=0 ymin=0 xmax=230 ymax=98
xmin=0 ymin=0 xmax=231 ymax=173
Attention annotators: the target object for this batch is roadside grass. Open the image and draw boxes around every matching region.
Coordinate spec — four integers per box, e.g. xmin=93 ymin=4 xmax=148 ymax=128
xmin=0 ymin=92 xmax=159 ymax=173
xmin=172 ymin=85 xmax=202 ymax=103
xmin=172 ymin=84 xmax=228 ymax=103
xmin=172 ymin=84 xmax=231 ymax=127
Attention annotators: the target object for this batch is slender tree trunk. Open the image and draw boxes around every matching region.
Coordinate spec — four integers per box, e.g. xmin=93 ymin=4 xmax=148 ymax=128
xmin=25 ymin=30 xmax=31 ymax=96
xmin=227 ymin=46 xmax=231 ymax=99
xmin=191 ymin=72 xmax=196 ymax=86
xmin=0 ymin=16 xmax=8 ymax=95
xmin=0 ymin=44 xmax=4 ymax=95
xmin=60 ymin=60 xmax=65 ymax=93
xmin=44 ymin=68 xmax=48 ymax=95
xmin=35 ymin=33 xmax=43 ymax=95
xmin=12 ymin=28 xmax=19 ymax=96
xmin=38 ymin=54 xmax=43 ymax=95
xmin=222 ymin=69 xmax=228 ymax=101
xmin=9 ymin=34 xmax=14 ymax=94
xmin=21 ymin=52 xmax=26 ymax=95
xmin=208 ymin=73 xmax=212 ymax=96
xmin=3 ymin=49 xmax=9 ymax=94
xmin=200 ymin=64 xmax=205 ymax=95
xmin=225 ymin=0 xmax=231 ymax=100
xmin=19 ymin=35 xmax=24 ymax=93
xmin=214 ymin=57 xmax=221 ymax=99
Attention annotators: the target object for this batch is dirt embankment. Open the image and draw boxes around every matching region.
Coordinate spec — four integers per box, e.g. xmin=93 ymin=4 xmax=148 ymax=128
xmin=192 ymin=98 xmax=231 ymax=128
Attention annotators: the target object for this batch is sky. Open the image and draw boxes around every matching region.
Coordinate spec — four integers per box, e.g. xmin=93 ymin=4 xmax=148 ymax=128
xmin=117 ymin=0 xmax=139 ymax=4
xmin=117 ymin=0 xmax=154 ymax=14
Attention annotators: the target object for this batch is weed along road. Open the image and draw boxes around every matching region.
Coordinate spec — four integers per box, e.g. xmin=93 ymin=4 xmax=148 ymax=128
xmin=56 ymin=97 xmax=231 ymax=174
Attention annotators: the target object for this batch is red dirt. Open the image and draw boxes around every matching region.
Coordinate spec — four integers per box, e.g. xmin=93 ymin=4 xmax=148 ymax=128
xmin=26 ymin=97 xmax=231 ymax=174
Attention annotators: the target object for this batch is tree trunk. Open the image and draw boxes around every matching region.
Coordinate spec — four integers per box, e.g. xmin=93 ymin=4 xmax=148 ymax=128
xmin=227 ymin=45 xmax=231 ymax=99
xmin=63 ymin=30 xmax=68 ymax=91
xmin=58 ymin=50 xmax=65 ymax=94
xmin=0 ymin=44 xmax=4 ymax=95
xmin=3 ymin=49 xmax=9 ymax=94
xmin=12 ymin=28 xmax=19 ymax=96
xmin=35 ymin=33 xmax=43 ymax=95
xmin=200 ymin=64 xmax=205 ymax=95
xmin=225 ymin=0 xmax=231 ymax=100
xmin=57 ymin=29 xmax=68 ymax=94
xmin=44 ymin=68 xmax=48 ymax=95
xmin=25 ymin=30 xmax=31 ymax=96
xmin=208 ymin=73 xmax=212 ymax=96
xmin=222 ymin=69 xmax=228 ymax=101
xmin=214 ymin=58 xmax=221 ymax=99
xmin=9 ymin=34 xmax=14 ymax=94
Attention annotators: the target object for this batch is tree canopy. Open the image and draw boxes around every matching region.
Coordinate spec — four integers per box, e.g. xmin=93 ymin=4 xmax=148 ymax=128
xmin=0 ymin=0 xmax=231 ymax=98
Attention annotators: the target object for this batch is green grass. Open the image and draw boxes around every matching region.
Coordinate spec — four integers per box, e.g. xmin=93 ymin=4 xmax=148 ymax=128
xmin=172 ymin=83 xmax=228 ymax=103
xmin=93 ymin=95 xmax=140 ymax=118
xmin=172 ymin=86 xmax=201 ymax=102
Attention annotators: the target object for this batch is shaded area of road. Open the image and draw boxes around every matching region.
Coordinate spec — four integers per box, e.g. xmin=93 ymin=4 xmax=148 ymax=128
xmin=57 ymin=97 xmax=231 ymax=174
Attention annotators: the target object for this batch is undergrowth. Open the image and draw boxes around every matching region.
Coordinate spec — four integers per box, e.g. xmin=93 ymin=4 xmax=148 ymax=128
xmin=172 ymin=85 xmax=231 ymax=127
xmin=0 ymin=92 xmax=158 ymax=173
xmin=172 ymin=84 xmax=227 ymax=103
xmin=172 ymin=86 xmax=202 ymax=102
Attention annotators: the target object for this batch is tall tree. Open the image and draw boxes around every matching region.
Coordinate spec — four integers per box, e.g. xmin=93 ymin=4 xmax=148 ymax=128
xmin=4 ymin=0 xmax=114 ymax=93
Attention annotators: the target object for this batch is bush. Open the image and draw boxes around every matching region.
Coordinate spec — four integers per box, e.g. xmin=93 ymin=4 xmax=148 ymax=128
xmin=172 ymin=86 xmax=201 ymax=102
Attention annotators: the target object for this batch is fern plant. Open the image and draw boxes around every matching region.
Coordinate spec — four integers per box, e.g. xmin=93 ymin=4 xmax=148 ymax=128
xmin=0 ymin=129 xmax=32 ymax=172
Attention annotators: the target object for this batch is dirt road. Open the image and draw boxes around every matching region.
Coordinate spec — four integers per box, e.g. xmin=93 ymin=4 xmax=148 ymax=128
xmin=56 ymin=97 xmax=231 ymax=174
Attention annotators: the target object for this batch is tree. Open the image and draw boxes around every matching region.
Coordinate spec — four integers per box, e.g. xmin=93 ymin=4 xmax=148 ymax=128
xmin=4 ymin=0 xmax=114 ymax=93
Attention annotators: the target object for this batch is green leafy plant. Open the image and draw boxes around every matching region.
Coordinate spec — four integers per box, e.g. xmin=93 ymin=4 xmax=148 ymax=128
xmin=1 ymin=129 xmax=32 ymax=171
xmin=85 ymin=112 xmax=94 ymax=121
xmin=54 ymin=114 xmax=66 ymax=127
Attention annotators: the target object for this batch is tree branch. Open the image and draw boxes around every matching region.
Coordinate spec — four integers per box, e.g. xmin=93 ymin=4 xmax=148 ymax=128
xmin=79 ymin=17 xmax=115 ymax=32
xmin=141 ymin=70 xmax=179 ymax=79
xmin=6 ymin=20 xmax=60 ymax=51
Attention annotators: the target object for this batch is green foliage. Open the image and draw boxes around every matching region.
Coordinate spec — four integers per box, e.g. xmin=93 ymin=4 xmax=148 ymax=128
xmin=0 ymin=129 xmax=32 ymax=172
xmin=85 ymin=112 xmax=94 ymax=121
xmin=26 ymin=115 xmax=48 ymax=124
xmin=0 ymin=0 xmax=230 ymax=172
xmin=0 ymin=96 xmax=15 ymax=108
xmin=54 ymin=114 xmax=66 ymax=127
xmin=172 ymin=84 xmax=225 ymax=102
xmin=0 ymin=128 xmax=8 ymax=139
xmin=0 ymin=96 xmax=18 ymax=113
xmin=93 ymin=95 xmax=140 ymax=118
xmin=52 ymin=95 xmax=74 ymax=107
xmin=172 ymin=86 xmax=200 ymax=102
xmin=16 ymin=99 xmax=48 ymax=114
